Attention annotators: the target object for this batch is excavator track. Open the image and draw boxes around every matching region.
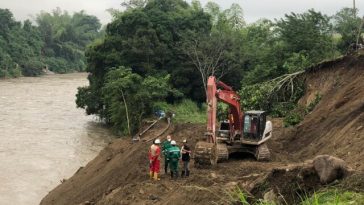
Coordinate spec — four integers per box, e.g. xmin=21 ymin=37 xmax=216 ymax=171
xmin=194 ymin=142 xmax=229 ymax=168
xmin=216 ymin=143 xmax=229 ymax=162
xmin=255 ymin=143 xmax=271 ymax=161
xmin=194 ymin=141 xmax=217 ymax=168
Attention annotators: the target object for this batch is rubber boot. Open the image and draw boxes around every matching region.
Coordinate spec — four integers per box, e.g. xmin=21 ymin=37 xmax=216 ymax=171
xmin=149 ymin=171 xmax=153 ymax=179
xmin=170 ymin=171 xmax=174 ymax=179
xmin=153 ymin=172 xmax=160 ymax=181
xmin=174 ymin=171 xmax=178 ymax=180
xmin=186 ymin=170 xmax=190 ymax=177
xmin=165 ymin=163 xmax=168 ymax=174
xmin=181 ymin=171 xmax=185 ymax=177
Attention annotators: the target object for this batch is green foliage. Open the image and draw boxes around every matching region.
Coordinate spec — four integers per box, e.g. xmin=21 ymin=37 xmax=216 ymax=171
xmin=77 ymin=1 xmax=359 ymax=135
xmin=36 ymin=8 xmax=101 ymax=73
xmin=276 ymin=10 xmax=337 ymax=63
xmin=239 ymin=82 xmax=272 ymax=111
xmin=100 ymin=67 xmax=180 ymax=135
xmin=153 ymin=100 xmax=205 ymax=123
xmin=333 ymin=8 xmax=362 ymax=52
xmin=283 ymin=109 xmax=304 ymax=127
xmin=301 ymin=190 xmax=364 ymax=205
xmin=306 ymin=93 xmax=322 ymax=113
xmin=78 ymin=0 xmax=213 ymax=129
xmin=270 ymin=102 xmax=297 ymax=118
xmin=283 ymin=93 xmax=322 ymax=127
xmin=0 ymin=8 xmax=101 ymax=78
xmin=227 ymin=186 xmax=250 ymax=205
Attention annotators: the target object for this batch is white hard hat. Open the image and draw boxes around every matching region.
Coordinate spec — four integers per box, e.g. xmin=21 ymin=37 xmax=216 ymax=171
xmin=171 ymin=140 xmax=176 ymax=145
xmin=154 ymin=139 xmax=161 ymax=144
xmin=183 ymin=139 xmax=187 ymax=143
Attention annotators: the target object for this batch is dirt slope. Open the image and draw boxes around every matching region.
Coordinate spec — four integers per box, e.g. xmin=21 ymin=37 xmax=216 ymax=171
xmin=41 ymin=54 xmax=364 ymax=205
xmin=273 ymin=54 xmax=364 ymax=170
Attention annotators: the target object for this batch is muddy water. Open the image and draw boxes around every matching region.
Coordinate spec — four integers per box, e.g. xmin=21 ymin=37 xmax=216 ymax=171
xmin=0 ymin=73 xmax=113 ymax=205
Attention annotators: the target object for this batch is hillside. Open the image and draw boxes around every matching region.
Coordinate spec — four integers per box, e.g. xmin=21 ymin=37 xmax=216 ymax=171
xmin=41 ymin=54 xmax=364 ymax=205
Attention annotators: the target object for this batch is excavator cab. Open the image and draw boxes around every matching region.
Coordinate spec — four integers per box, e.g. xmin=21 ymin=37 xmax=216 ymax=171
xmin=243 ymin=111 xmax=267 ymax=141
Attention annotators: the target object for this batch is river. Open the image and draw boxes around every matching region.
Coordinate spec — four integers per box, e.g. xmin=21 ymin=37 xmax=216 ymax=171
xmin=0 ymin=73 xmax=113 ymax=205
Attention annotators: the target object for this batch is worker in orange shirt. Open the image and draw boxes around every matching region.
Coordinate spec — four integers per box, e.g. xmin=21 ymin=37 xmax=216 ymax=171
xmin=149 ymin=138 xmax=161 ymax=180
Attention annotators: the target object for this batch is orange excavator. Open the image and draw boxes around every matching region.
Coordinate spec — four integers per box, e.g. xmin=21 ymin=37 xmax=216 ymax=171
xmin=194 ymin=76 xmax=273 ymax=167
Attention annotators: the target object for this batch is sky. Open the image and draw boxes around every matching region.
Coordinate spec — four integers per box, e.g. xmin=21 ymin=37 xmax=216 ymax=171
xmin=0 ymin=0 xmax=363 ymax=25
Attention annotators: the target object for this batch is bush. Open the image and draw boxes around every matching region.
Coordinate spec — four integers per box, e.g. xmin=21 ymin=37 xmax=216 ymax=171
xmin=21 ymin=59 xmax=44 ymax=76
xmin=100 ymin=67 xmax=181 ymax=135
xmin=270 ymin=102 xmax=297 ymax=118
xmin=153 ymin=100 xmax=206 ymax=123
xmin=44 ymin=57 xmax=69 ymax=73
xmin=8 ymin=66 xmax=22 ymax=77
xmin=283 ymin=107 xmax=305 ymax=127
xmin=306 ymin=93 xmax=322 ymax=113
xmin=0 ymin=69 xmax=9 ymax=78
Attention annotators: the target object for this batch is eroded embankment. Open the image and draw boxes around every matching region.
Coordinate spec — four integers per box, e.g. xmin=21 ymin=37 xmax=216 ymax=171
xmin=41 ymin=54 xmax=364 ymax=205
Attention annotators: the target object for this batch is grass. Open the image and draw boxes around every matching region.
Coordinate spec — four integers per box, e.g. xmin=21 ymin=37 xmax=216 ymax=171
xmin=301 ymin=189 xmax=364 ymax=205
xmin=228 ymin=186 xmax=364 ymax=205
xmin=153 ymin=99 xmax=206 ymax=123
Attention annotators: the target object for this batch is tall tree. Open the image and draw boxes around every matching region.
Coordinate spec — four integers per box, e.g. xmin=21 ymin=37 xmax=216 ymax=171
xmin=333 ymin=7 xmax=362 ymax=52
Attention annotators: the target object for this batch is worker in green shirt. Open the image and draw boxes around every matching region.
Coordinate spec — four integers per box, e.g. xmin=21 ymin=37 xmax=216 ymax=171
xmin=161 ymin=135 xmax=172 ymax=174
xmin=167 ymin=140 xmax=181 ymax=179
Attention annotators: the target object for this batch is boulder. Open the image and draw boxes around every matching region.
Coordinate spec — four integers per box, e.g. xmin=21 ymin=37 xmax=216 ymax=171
xmin=313 ymin=155 xmax=350 ymax=184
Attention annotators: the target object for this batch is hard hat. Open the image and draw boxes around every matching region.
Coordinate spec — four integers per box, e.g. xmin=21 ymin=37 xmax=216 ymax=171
xmin=154 ymin=139 xmax=161 ymax=144
xmin=183 ymin=139 xmax=187 ymax=143
xmin=171 ymin=140 xmax=176 ymax=145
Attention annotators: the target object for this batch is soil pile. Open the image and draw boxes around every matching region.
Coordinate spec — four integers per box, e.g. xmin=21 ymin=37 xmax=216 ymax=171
xmin=273 ymin=54 xmax=364 ymax=170
xmin=41 ymin=54 xmax=364 ymax=205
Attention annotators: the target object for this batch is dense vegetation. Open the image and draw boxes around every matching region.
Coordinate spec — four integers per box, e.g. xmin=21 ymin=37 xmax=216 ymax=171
xmin=75 ymin=0 xmax=363 ymax=134
xmin=0 ymin=8 xmax=101 ymax=78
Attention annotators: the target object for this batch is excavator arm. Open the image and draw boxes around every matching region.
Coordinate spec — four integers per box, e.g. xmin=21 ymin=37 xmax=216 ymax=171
xmin=206 ymin=76 xmax=243 ymax=143
xmin=195 ymin=76 xmax=243 ymax=167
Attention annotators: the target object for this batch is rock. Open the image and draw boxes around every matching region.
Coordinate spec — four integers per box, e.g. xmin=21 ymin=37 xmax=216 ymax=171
xmin=106 ymin=156 xmax=112 ymax=161
xmin=313 ymin=155 xmax=350 ymax=184
xmin=356 ymin=126 xmax=363 ymax=131
xmin=263 ymin=189 xmax=277 ymax=203
xmin=139 ymin=189 xmax=145 ymax=195
xmin=224 ymin=181 xmax=238 ymax=189
xmin=210 ymin=172 xmax=217 ymax=179
xmin=148 ymin=194 xmax=159 ymax=200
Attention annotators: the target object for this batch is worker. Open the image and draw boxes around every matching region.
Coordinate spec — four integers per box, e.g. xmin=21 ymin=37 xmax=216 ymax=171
xmin=162 ymin=135 xmax=172 ymax=174
xmin=181 ymin=139 xmax=191 ymax=177
xmin=148 ymin=138 xmax=161 ymax=180
xmin=168 ymin=140 xmax=181 ymax=179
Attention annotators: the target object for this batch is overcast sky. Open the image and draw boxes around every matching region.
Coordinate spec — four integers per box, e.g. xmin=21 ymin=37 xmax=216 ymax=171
xmin=0 ymin=0 xmax=363 ymax=25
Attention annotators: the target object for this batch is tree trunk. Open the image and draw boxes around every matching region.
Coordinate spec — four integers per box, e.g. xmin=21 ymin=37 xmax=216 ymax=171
xmin=120 ymin=88 xmax=131 ymax=137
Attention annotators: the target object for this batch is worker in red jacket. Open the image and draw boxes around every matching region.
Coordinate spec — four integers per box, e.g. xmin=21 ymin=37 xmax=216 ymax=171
xmin=149 ymin=138 xmax=161 ymax=180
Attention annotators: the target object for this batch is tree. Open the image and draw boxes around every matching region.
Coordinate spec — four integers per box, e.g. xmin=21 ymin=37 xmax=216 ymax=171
xmin=333 ymin=7 xmax=362 ymax=52
xmin=181 ymin=31 xmax=234 ymax=94
xmin=100 ymin=67 xmax=180 ymax=135
xmin=36 ymin=8 xmax=101 ymax=72
xmin=224 ymin=3 xmax=245 ymax=30
xmin=276 ymin=10 xmax=336 ymax=62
